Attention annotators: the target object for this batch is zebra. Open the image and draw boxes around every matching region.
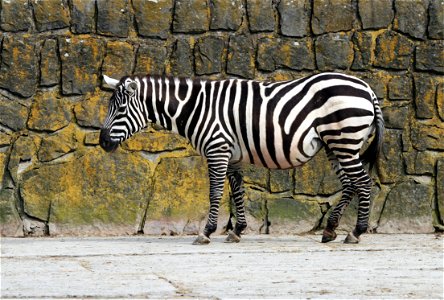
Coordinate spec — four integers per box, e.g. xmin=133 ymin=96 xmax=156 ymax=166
xmin=100 ymin=72 xmax=384 ymax=245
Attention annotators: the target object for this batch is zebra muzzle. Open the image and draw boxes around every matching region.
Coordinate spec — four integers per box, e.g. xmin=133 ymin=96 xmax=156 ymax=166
xmin=99 ymin=129 xmax=119 ymax=153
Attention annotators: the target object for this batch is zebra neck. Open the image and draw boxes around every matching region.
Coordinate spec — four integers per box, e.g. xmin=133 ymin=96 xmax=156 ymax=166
xmin=143 ymin=76 xmax=198 ymax=138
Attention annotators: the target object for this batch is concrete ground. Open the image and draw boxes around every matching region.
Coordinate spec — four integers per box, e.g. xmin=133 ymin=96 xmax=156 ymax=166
xmin=1 ymin=234 xmax=443 ymax=299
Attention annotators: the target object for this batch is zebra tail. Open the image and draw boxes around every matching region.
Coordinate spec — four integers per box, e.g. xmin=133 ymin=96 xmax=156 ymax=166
xmin=361 ymin=94 xmax=385 ymax=171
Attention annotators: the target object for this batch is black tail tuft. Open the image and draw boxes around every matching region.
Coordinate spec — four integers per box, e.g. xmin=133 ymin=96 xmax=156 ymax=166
xmin=361 ymin=95 xmax=384 ymax=171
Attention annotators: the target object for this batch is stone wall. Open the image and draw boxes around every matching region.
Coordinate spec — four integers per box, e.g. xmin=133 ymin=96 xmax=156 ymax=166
xmin=0 ymin=0 xmax=443 ymax=237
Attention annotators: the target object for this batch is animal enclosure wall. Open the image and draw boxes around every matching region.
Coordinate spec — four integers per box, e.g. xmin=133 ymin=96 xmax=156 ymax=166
xmin=0 ymin=0 xmax=443 ymax=237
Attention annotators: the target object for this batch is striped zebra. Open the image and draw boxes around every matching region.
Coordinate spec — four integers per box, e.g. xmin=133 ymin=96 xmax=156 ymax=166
xmin=100 ymin=72 xmax=384 ymax=244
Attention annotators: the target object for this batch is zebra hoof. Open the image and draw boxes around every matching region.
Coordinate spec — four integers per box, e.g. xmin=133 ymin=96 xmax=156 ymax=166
xmin=192 ymin=234 xmax=211 ymax=245
xmin=344 ymin=232 xmax=360 ymax=244
xmin=321 ymin=229 xmax=337 ymax=243
xmin=224 ymin=230 xmax=241 ymax=243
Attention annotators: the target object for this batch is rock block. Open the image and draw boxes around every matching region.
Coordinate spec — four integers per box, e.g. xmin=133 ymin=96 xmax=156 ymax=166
xmin=8 ymin=135 xmax=40 ymax=184
xmin=0 ymin=188 xmax=23 ymax=237
xmin=388 ymin=74 xmax=412 ymax=101
xmin=227 ymin=34 xmax=255 ymax=78
xmin=133 ymin=0 xmax=172 ymax=39
xmin=173 ymin=0 xmax=209 ymax=33
xmin=242 ymin=164 xmax=270 ymax=188
xmin=21 ymin=148 xmax=152 ymax=235
xmin=59 ymin=37 xmax=105 ymax=95
xmin=294 ymin=151 xmax=341 ymax=196
xmin=0 ymin=151 xmax=8 ymax=187
xmin=74 ymin=88 xmax=110 ymax=128
xmin=358 ymin=0 xmax=394 ymax=29
xmin=84 ymin=132 xmax=100 ymax=146
xmin=135 ymin=41 xmax=168 ymax=75
xmin=145 ymin=156 xmax=215 ymax=235
xmin=351 ymin=31 xmax=373 ymax=70
xmin=0 ymin=0 xmax=32 ymax=32
xmin=102 ymin=41 xmax=135 ymax=82
xmin=27 ymin=90 xmax=71 ymax=132
xmin=209 ymin=0 xmax=243 ymax=31
xmin=269 ymin=169 xmax=293 ymax=193
xmin=170 ymin=38 xmax=194 ymax=77
xmin=382 ymin=105 xmax=409 ymax=129
xmin=40 ymin=39 xmax=60 ymax=87
xmin=411 ymin=123 xmax=444 ymax=151
xmin=32 ymin=0 xmax=70 ymax=32
xmin=194 ymin=36 xmax=225 ymax=75
xmin=0 ymin=36 xmax=38 ymax=98
xmin=37 ymin=125 xmax=79 ymax=162
xmin=355 ymin=71 xmax=387 ymax=99
xmin=257 ymin=37 xmax=315 ymax=71
xmin=414 ymin=74 xmax=443 ymax=119
xmin=376 ymin=129 xmax=404 ymax=184
xmin=312 ymin=0 xmax=354 ymax=35
xmin=438 ymin=83 xmax=444 ymax=121
xmin=246 ymin=0 xmax=275 ymax=33
xmin=315 ymin=32 xmax=353 ymax=71
xmin=394 ymin=0 xmax=428 ymax=40
xmin=278 ymin=0 xmax=311 ymax=37
xmin=415 ymin=41 xmax=444 ymax=73
xmin=70 ymin=0 xmax=96 ymax=34
xmin=0 ymin=132 xmax=12 ymax=148
xmin=0 ymin=95 xmax=29 ymax=131
xmin=428 ymin=0 xmax=444 ymax=39
xmin=268 ymin=197 xmax=321 ymax=234
xmin=122 ymin=129 xmax=191 ymax=152
xmin=378 ymin=179 xmax=434 ymax=233
xmin=374 ymin=30 xmax=414 ymax=70
xmin=404 ymin=150 xmax=438 ymax=176
xmin=437 ymin=159 xmax=444 ymax=225
xmin=97 ymin=0 xmax=129 ymax=37
xmin=243 ymin=187 xmax=269 ymax=234
xmin=243 ymin=164 xmax=269 ymax=189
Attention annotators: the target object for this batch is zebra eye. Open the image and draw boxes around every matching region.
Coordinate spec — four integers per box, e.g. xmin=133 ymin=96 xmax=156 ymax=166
xmin=126 ymin=81 xmax=138 ymax=93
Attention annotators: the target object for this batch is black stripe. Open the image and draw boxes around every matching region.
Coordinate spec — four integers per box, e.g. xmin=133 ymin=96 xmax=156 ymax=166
xmin=320 ymin=124 xmax=369 ymax=139
xmin=326 ymin=138 xmax=364 ymax=145
xmin=198 ymin=82 xmax=219 ymax=152
xmin=238 ymin=80 xmax=254 ymax=163
xmin=185 ymin=83 xmax=205 ymax=140
xmin=177 ymin=80 xmax=201 ymax=137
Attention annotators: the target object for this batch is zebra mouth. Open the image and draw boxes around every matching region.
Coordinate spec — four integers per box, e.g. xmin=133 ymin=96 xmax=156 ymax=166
xmin=102 ymin=140 xmax=119 ymax=153
xmin=99 ymin=130 xmax=120 ymax=153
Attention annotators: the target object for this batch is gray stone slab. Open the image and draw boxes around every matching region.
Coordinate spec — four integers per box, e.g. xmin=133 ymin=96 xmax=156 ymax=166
xmin=1 ymin=234 xmax=443 ymax=298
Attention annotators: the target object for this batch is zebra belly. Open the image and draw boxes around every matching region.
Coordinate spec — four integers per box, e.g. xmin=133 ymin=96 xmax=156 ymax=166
xmin=233 ymin=132 xmax=323 ymax=170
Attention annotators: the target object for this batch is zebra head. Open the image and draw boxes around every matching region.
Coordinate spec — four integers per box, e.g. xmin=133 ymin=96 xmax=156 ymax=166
xmin=99 ymin=75 xmax=145 ymax=152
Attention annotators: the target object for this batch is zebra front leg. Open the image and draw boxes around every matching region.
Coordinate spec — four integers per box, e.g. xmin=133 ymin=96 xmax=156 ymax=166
xmin=193 ymin=155 xmax=230 ymax=245
xmin=225 ymin=165 xmax=247 ymax=243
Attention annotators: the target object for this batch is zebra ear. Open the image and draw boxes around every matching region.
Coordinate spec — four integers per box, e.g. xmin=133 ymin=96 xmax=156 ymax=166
xmin=103 ymin=74 xmax=119 ymax=89
xmin=125 ymin=81 xmax=138 ymax=94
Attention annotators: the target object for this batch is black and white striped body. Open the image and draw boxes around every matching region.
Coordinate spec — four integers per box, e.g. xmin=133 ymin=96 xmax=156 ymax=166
xmin=100 ymin=72 xmax=384 ymax=244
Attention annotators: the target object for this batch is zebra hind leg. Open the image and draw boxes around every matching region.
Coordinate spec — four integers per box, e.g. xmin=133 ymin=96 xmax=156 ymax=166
xmin=225 ymin=165 xmax=247 ymax=243
xmin=344 ymin=164 xmax=372 ymax=244
xmin=193 ymin=154 xmax=230 ymax=245
xmin=322 ymin=150 xmax=355 ymax=243
xmin=333 ymin=155 xmax=372 ymax=244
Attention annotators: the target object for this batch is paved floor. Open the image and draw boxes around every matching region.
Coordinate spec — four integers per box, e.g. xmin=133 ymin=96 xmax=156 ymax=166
xmin=1 ymin=234 xmax=443 ymax=299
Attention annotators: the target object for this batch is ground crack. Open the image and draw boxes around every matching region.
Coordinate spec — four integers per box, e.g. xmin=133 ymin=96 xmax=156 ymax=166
xmin=154 ymin=273 xmax=193 ymax=297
